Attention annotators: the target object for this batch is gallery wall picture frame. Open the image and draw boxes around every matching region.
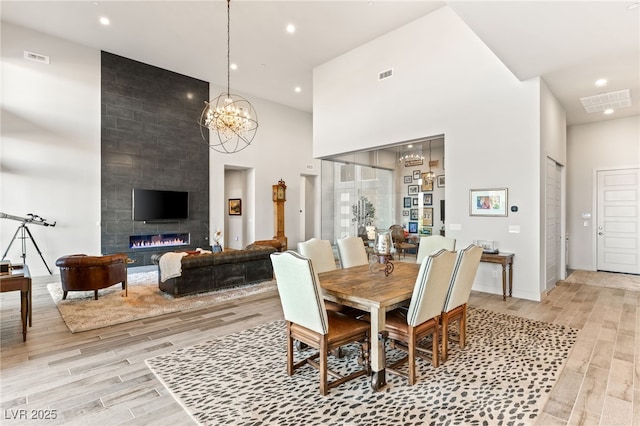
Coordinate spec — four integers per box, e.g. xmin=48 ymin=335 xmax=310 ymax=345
xmin=423 ymin=207 xmax=433 ymax=226
xmin=410 ymin=209 xmax=419 ymax=220
xmin=469 ymin=188 xmax=508 ymax=217
xmin=402 ymin=210 xmax=409 ymax=216
xmin=408 ymin=185 xmax=419 ymax=195
xmin=404 ymin=176 xmax=413 ymax=184
xmin=437 ymin=175 xmax=445 ymax=188
xmin=421 ymin=174 xmax=433 ymax=191
xmin=413 ymin=170 xmax=421 ymax=180
xmin=228 ymin=198 xmax=242 ymax=215
xmin=423 ymin=193 xmax=433 ymax=206
xmin=412 ymin=198 xmax=419 ymax=206
xmin=421 ymin=227 xmax=432 ymax=235
xmin=403 ymin=197 xmax=412 ymax=208
xmin=408 ymin=221 xmax=418 ymax=234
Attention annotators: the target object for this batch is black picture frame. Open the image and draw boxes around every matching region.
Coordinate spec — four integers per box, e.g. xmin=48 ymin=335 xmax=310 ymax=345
xmin=412 ymin=198 xmax=419 ymax=206
xmin=408 ymin=221 xmax=418 ymax=233
xmin=403 ymin=197 xmax=412 ymax=208
xmin=408 ymin=185 xmax=419 ymax=195
xmin=423 ymin=193 xmax=433 ymax=206
xmin=404 ymin=175 xmax=413 ymax=184
xmin=228 ymin=198 xmax=242 ymax=215
xmin=410 ymin=209 xmax=419 ymax=220
xmin=412 ymin=170 xmax=421 ymax=180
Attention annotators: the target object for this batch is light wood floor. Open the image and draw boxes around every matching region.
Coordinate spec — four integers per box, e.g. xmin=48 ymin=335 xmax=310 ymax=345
xmin=1 ymin=271 xmax=638 ymax=425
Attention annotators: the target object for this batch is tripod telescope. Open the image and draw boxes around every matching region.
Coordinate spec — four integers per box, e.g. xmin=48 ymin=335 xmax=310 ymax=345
xmin=1 ymin=212 xmax=56 ymax=274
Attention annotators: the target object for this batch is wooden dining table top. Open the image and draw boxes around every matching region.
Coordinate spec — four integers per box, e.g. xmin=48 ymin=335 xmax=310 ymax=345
xmin=318 ymin=261 xmax=421 ymax=311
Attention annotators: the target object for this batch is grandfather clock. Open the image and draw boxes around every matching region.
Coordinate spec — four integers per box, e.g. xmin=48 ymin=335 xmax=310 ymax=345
xmin=272 ymin=179 xmax=288 ymax=250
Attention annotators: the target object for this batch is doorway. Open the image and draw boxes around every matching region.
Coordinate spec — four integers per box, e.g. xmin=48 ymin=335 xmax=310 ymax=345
xmin=299 ymin=174 xmax=319 ymax=242
xmin=545 ymin=157 xmax=563 ymax=292
xmin=596 ymin=168 xmax=640 ymax=274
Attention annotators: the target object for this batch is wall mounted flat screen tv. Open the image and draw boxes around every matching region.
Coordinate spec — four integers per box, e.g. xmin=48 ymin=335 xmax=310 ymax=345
xmin=132 ymin=189 xmax=189 ymax=222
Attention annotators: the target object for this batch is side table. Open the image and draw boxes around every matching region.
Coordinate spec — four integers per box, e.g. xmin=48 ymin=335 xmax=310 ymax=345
xmin=480 ymin=252 xmax=514 ymax=301
xmin=0 ymin=264 xmax=32 ymax=341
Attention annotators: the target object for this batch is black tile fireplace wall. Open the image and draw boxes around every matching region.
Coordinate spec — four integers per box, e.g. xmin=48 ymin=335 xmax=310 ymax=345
xmin=101 ymin=51 xmax=210 ymax=266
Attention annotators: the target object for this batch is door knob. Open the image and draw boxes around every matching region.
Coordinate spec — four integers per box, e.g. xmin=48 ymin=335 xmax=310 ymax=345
xmin=598 ymin=232 xmax=604 ymax=235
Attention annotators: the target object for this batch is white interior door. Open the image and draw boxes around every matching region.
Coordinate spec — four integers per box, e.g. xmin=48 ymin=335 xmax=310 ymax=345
xmin=545 ymin=158 xmax=562 ymax=291
xmin=596 ymin=168 xmax=640 ymax=274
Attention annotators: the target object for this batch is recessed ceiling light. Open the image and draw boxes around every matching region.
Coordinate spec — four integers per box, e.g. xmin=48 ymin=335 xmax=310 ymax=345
xmin=604 ymin=108 xmax=614 ymax=115
xmin=99 ymin=16 xmax=110 ymax=26
xmin=286 ymin=24 xmax=295 ymax=34
xmin=595 ymin=78 xmax=607 ymax=87
xmin=230 ymin=63 xmax=238 ymax=70
xmin=294 ymin=86 xmax=301 ymax=93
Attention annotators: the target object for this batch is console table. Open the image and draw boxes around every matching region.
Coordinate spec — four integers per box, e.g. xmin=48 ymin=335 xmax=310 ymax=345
xmin=0 ymin=264 xmax=32 ymax=341
xmin=480 ymin=252 xmax=514 ymax=301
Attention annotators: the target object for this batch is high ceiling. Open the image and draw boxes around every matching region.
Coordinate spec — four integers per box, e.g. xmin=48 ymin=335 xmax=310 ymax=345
xmin=2 ymin=1 xmax=638 ymax=126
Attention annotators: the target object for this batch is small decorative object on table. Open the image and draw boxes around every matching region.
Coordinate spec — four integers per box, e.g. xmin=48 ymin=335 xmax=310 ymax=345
xmin=474 ymin=240 xmax=498 ymax=254
xmin=370 ymin=231 xmax=394 ymax=276
xmin=212 ymin=229 xmax=223 ymax=252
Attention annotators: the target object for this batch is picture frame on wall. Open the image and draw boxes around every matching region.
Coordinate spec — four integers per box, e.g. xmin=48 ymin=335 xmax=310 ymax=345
xmin=408 ymin=221 xmax=418 ymax=234
xmin=423 ymin=207 xmax=433 ymax=226
xmin=469 ymin=188 xmax=508 ymax=216
xmin=421 ymin=227 xmax=432 ymax=235
xmin=404 ymin=175 xmax=413 ymax=184
xmin=410 ymin=209 xmax=419 ymax=220
xmin=403 ymin=197 xmax=412 ymax=208
xmin=421 ymin=174 xmax=433 ymax=191
xmin=413 ymin=170 xmax=421 ymax=180
xmin=228 ymin=198 xmax=242 ymax=215
xmin=412 ymin=198 xmax=419 ymax=206
xmin=437 ymin=175 xmax=445 ymax=188
xmin=402 ymin=210 xmax=409 ymax=216
xmin=423 ymin=193 xmax=432 ymax=206
xmin=408 ymin=185 xmax=419 ymax=195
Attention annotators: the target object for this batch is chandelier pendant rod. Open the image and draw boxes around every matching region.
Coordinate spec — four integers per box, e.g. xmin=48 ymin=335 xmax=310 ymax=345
xmin=226 ymin=0 xmax=230 ymax=98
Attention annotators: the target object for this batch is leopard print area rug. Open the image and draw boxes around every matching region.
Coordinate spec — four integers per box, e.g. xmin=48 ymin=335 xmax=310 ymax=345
xmin=146 ymin=307 xmax=577 ymax=425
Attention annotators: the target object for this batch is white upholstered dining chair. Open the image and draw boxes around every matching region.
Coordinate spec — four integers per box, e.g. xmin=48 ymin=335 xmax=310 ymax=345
xmin=270 ymin=251 xmax=370 ymax=395
xmin=336 ymin=236 xmax=369 ymax=268
xmin=440 ymin=244 xmax=483 ymax=362
xmin=297 ymin=238 xmax=337 ymax=274
xmin=383 ymin=249 xmax=457 ymax=385
xmin=416 ymin=235 xmax=456 ymax=264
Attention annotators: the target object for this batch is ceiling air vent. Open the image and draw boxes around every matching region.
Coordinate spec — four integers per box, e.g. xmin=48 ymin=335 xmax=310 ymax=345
xmin=24 ymin=51 xmax=50 ymax=64
xmin=378 ymin=69 xmax=393 ymax=81
xmin=579 ymin=89 xmax=631 ymax=113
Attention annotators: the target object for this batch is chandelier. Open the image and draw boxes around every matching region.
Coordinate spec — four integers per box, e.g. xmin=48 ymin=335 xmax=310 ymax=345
xmin=198 ymin=0 xmax=258 ymax=153
xmin=398 ymin=144 xmax=424 ymax=164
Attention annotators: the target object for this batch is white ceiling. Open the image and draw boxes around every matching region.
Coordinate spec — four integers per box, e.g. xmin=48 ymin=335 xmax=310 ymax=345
xmin=2 ymin=1 xmax=638 ymax=126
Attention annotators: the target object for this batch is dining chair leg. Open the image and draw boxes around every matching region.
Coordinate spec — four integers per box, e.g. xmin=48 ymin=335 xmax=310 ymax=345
xmin=432 ymin=320 xmax=440 ymax=368
xmin=287 ymin=322 xmax=294 ymax=376
xmin=441 ymin=313 xmax=449 ymax=363
xmin=408 ymin=329 xmax=417 ymax=385
xmin=460 ymin=304 xmax=467 ymax=349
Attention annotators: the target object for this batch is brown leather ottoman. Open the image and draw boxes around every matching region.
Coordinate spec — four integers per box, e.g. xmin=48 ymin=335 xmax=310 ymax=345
xmin=55 ymin=253 xmax=128 ymax=300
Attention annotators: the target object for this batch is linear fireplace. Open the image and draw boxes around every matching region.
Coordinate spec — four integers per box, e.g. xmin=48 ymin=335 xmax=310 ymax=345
xmin=130 ymin=233 xmax=190 ymax=249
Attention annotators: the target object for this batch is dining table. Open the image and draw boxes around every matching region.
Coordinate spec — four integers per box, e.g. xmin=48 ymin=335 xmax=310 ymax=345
xmin=317 ymin=261 xmax=420 ymax=391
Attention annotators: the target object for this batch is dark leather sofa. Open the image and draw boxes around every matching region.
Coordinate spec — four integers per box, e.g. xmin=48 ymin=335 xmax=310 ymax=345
xmin=151 ymin=245 xmax=276 ymax=297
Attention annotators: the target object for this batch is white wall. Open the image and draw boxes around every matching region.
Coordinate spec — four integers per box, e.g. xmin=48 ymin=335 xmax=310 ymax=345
xmin=1 ymin=23 xmax=101 ymax=277
xmin=567 ymin=116 xmax=640 ymax=270
xmin=1 ymin=22 xmax=316 ymax=276
xmin=314 ymin=6 xmax=546 ymax=300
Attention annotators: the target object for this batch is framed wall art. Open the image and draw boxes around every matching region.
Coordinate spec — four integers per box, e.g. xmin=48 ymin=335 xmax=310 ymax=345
xmin=469 ymin=188 xmax=508 ymax=217
xmin=402 ymin=210 xmax=409 ymax=216
xmin=403 ymin=197 xmax=412 ymax=208
xmin=410 ymin=209 xmax=419 ymax=220
xmin=437 ymin=175 xmax=445 ymax=188
xmin=413 ymin=170 xmax=421 ymax=180
xmin=412 ymin=198 xmax=419 ymax=206
xmin=421 ymin=174 xmax=433 ymax=191
xmin=408 ymin=221 xmax=418 ymax=234
xmin=228 ymin=198 xmax=242 ymax=215
xmin=404 ymin=175 xmax=413 ymax=184
xmin=423 ymin=193 xmax=432 ymax=206
xmin=421 ymin=227 xmax=432 ymax=235
xmin=423 ymin=207 xmax=433 ymax=226
xmin=408 ymin=185 xmax=419 ymax=195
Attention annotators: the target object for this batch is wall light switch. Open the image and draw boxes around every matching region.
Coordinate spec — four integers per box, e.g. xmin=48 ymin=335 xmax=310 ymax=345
xmin=449 ymin=223 xmax=462 ymax=231
xmin=508 ymin=225 xmax=520 ymax=233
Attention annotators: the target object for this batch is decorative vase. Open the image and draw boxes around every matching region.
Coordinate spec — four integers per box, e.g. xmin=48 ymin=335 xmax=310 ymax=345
xmin=212 ymin=244 xmax=222 ymax=253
